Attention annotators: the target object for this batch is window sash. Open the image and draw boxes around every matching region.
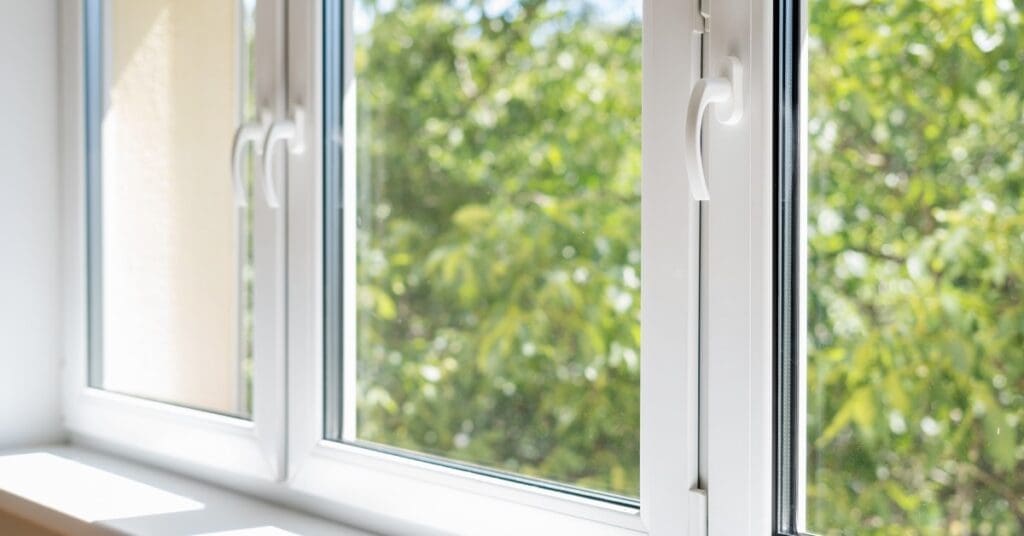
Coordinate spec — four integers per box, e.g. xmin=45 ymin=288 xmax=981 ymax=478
xmin=65 ymin=0 xmax=287 ymax=482
xmin=286 ymin=0 xmax=701 ymax=533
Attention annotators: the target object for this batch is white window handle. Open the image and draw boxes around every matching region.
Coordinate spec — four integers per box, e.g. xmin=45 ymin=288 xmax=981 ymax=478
xmin=230 ymin=118 xmax=269 ymax=207
xmin=684 ymin=56 xmax=743 ymax=201
xmin=261 ymin=107 xmax=306 ymax=209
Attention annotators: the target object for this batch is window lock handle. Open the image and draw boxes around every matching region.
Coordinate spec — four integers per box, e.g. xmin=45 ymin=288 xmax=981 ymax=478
xmin=684 ymin=56 xmax=743 ymax=201
xmin=230 ymin=110 xmax=271 ymax=207
xmin=261 ymin=107 xmax=306 ymax=209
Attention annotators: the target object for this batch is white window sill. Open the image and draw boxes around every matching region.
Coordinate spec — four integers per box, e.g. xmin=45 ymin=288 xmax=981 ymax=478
xmin=0 ymin=445 xmax=371 ymax=536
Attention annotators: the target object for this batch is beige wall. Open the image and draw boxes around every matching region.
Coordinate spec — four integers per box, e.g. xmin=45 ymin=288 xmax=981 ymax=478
xmin=101 ymin=0 xmax=243 ymax=415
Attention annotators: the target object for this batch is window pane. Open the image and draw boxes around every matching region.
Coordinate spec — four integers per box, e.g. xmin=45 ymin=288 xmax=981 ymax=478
xmin=327 ymin=0 xmax=642 ymax=498
xmin=806 ymin=0 xmax=1023 ymax=532
xmin=88 ymin=0 xmax=257 ymax=417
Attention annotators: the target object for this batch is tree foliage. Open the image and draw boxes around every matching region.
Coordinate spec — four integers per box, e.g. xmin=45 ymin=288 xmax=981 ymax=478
xmin=807 ymin=0 xmax=1024 ymax=533
xmin=352 ymin=0 xmax=641 ymax=496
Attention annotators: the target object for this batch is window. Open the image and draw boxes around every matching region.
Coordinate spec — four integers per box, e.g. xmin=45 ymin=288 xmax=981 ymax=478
xmin=293 ymin=1 xmax=696 ymax=532
xmin=323 ymin=0 xmax=643 ymax=500
xmin=67 ymin=0 xmax=700 ymax=533
xmin=777 ymin=0 xmax=1024 ymax=534
xmin=70 ymin=0 xmax=285 ymax=482
xmin=64 ymin=0 xmax=1021 ymax=532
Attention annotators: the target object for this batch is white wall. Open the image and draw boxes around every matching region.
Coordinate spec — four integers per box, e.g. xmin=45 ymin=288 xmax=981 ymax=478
xmin=0 ymin=0 xmax=63 ymax=447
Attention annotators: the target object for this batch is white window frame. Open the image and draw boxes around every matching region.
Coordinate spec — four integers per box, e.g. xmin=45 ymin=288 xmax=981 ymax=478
xmin=60 ymin=0 xmax=288 ymax=483
xmin=700 ymin=0 xmax=778 ymax=533
xmin=53 ymin=0 xmax=787 ymax=533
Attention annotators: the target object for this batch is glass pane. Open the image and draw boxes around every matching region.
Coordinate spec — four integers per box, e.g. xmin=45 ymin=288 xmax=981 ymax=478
xmin=328 ymin=0 xmax=642 ymax=498
xmin=806 ymin=0 xmax=1023 ymax=533
xmin=89 ymin=0 xmax=257 ymax=417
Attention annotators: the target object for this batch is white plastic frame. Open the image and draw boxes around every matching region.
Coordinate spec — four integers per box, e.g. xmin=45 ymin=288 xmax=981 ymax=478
xmin=60 ymin=0 xmax=288 ymax=483
xmin=700 ymin=0 xmax=776 ymax=533
xmin=284 ymin=0 xmax=702 ymax=534
xmin=55 ymin=0 xmax=714 ymax=533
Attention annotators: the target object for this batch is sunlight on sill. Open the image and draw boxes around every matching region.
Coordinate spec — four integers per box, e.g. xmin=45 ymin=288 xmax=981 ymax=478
xmin=0 ymin=452 xmax=204 ymax=522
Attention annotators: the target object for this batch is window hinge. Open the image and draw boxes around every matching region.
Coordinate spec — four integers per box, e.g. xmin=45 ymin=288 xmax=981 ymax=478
xmin=695 ymin=0 xmax=711 ymax=34
xmin=689 ymin=487 xmax=708 ymax=536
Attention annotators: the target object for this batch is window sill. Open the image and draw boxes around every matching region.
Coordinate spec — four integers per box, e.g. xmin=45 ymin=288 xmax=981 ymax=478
xmin=0 ymin=445 xmax=370 ymax=536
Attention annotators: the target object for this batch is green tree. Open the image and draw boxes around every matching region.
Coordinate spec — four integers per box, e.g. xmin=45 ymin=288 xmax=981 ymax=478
xmin=807 ymin=0 xmax=1024 ymax=533
xmin=351 ymin=0 xmax=641 ymax=496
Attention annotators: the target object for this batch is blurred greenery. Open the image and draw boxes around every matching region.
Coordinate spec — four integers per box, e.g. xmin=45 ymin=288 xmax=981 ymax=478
xmin=342 ymin=0 xmax=1024 ymax=524
xmin=806 ymin=0 xmax=1024 ymax=533
xmin=350 ymin=0 xmax=641 ymax=496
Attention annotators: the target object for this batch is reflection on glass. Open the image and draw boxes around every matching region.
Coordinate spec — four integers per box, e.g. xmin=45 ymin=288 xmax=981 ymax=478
xmin=95 ymin=0 xmax=256 ymax=417
xmin=806 ymin=0 xmax=1023 ymax=533
xmin=346 ymin=0 xmax=642 ymax=497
